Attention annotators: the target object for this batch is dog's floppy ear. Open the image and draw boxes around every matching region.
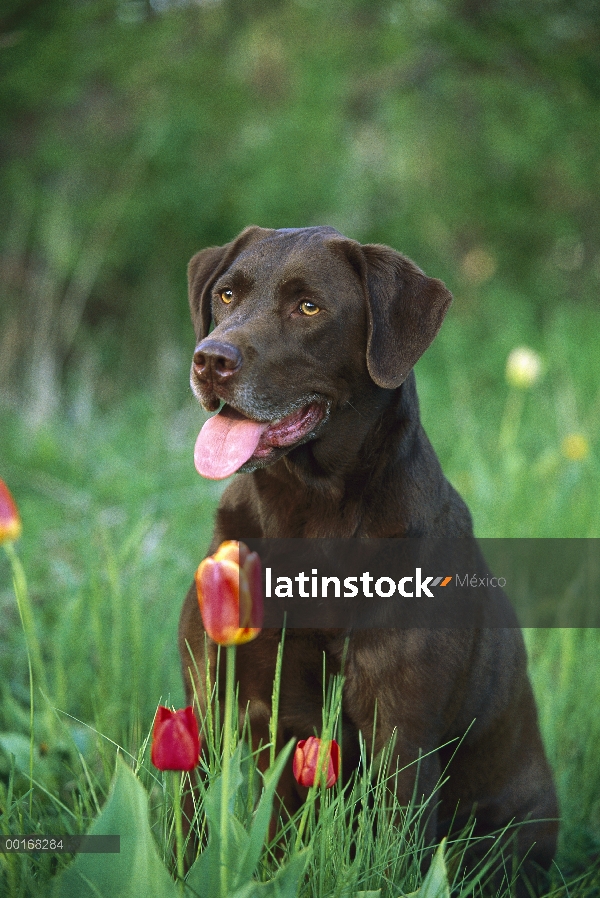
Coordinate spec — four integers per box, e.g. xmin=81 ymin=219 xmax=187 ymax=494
xmin=359 ymin=244 xmax=452 ymax=389
xmin=188 ymin=226 xmax=274 ymax=339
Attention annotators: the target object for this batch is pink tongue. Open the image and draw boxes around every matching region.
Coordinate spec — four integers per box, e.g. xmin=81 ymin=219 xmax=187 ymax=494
xmin=194 ymin=406 xmax=268 ymax=480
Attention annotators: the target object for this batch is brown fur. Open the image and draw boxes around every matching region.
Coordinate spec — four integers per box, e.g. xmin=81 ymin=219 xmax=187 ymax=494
xmin=178 ymin=226 xmax=558 ymax=867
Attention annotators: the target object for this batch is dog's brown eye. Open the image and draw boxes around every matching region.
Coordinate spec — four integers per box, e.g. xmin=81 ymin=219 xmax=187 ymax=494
xmin=299 ymin=300 xmax=320 ymax=316
xmin=220 ymin=289 xmax=234 ymax=304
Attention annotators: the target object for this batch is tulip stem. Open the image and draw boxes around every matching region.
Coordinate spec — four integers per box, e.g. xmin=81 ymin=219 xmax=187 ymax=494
xmin=4 ymin=540 xmax=51 ymax=816
xmin=221 ymin=644 xmax=236 ymax=898
xmin=4 ymin=541 xmax=49 ymax=697
xmin=172 ymin=771 xmax=185 ymax=893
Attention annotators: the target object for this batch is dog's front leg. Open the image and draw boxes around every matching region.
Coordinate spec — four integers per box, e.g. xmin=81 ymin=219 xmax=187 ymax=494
xmin=341 ymin=631 xmax=449 ymax=843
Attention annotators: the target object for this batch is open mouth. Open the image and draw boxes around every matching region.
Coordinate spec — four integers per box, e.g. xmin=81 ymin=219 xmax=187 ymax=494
xmin=194 ymin=401 xmax=328 ymax=480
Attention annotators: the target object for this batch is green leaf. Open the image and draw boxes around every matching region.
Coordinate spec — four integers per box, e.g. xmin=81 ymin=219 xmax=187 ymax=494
xmin=235 ymin=739 xmax=296 ymax=887
xmin=185 ymin=744 xmax=250 ymax=898
xmin=186 ymin=741 xmax=302 ymax=898
xmin=355 ymin=892 xmax=382 ymax=897
xmin=238 ymin=739 xmax=261 ymax=822
xmin=230 ymin=850 xmax=309 ymax=898
xmin=0 ymin=732 xmax=32 ymax=772
xmin=53 ymin=756 xmax=178 ymax=898
xmin=410 ymin=840 xmax=450 ymax=898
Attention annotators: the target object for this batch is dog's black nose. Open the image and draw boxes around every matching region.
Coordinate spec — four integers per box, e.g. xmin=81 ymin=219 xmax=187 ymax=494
xmin=193 ymin=340 xmax=242 ymax=382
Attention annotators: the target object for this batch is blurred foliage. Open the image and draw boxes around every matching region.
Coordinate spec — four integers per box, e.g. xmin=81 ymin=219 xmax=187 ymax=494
xmin=1 ymin=0 xmax=599 ymax=409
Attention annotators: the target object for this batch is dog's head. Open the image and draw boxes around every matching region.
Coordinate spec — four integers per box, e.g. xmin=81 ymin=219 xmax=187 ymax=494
xmin=188 ymin=226 xmax=451 ymax=479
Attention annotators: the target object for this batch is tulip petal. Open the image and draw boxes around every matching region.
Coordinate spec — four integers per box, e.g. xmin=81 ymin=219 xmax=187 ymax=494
xmin=292 ymin=736 xmax=340 ymax=789
xmin=151 ymin=706 xmax=200 ymax=771
xmin=292 ymin=739 xmax=307 ymax=785
xmin=0 ymin=478 xmax=22 ymax=544
xmin=244 ymin=551 xmax=264 ymax=629
xmin=214 ymin=540 xmax=241 ymax=565
xmin=195 ymin=541 xmax=263 ymax=645
xmin=326 ymin=739 xmax=341 ymax=788
xmin=196 ymin=556 xmax=242 ymax=644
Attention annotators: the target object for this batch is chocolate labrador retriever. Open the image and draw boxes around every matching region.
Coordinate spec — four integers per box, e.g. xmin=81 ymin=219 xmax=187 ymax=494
xmin=178 ymin=226 xmax=558 ymax=868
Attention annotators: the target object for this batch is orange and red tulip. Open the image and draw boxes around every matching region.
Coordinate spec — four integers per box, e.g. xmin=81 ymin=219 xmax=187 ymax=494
xmin=293 ymin=736 xmax=340 ymax=789
xmin=151 ymin=706 xmax=200 ymax=771
xmin=195 ymin=540 xmax=263 ymax=646
xmin=0 ymin=478 xmax=22 ymax=545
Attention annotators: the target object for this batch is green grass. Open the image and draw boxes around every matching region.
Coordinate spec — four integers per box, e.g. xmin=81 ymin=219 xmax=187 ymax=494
xmin=0 ymin=292 xmax=599 ymax=895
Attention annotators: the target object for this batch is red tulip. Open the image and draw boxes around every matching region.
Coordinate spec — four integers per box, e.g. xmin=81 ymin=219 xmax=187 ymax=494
xmin=151 ymin=706 xmax=200 ymax=771
xmin=293 ymin=736 xmax=340 ymax=789
xmin=0 ymin=478 xmax=22 ymax=545
xmin=195 ymin=540 xmax=263 ymax=646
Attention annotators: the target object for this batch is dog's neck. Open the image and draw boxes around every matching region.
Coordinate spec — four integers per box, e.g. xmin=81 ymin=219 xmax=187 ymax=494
xmin=293 ymin=371 xmax=421 ymax=475
xmin=251 ymin=373 xmax=433 ymax=537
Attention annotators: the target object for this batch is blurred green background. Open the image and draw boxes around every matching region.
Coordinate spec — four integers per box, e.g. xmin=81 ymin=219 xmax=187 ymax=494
xmin=1 ymin=0 xmax=599 ymax=408
xmin=1 ymin=1 xmax=600 ymax=891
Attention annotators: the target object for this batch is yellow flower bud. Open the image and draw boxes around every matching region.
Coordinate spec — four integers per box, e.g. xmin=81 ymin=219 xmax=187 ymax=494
xmin=505 ymin=347 xmax=542 ymax=388
xmin=561 ymin=434 xmax=590 ymax=462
